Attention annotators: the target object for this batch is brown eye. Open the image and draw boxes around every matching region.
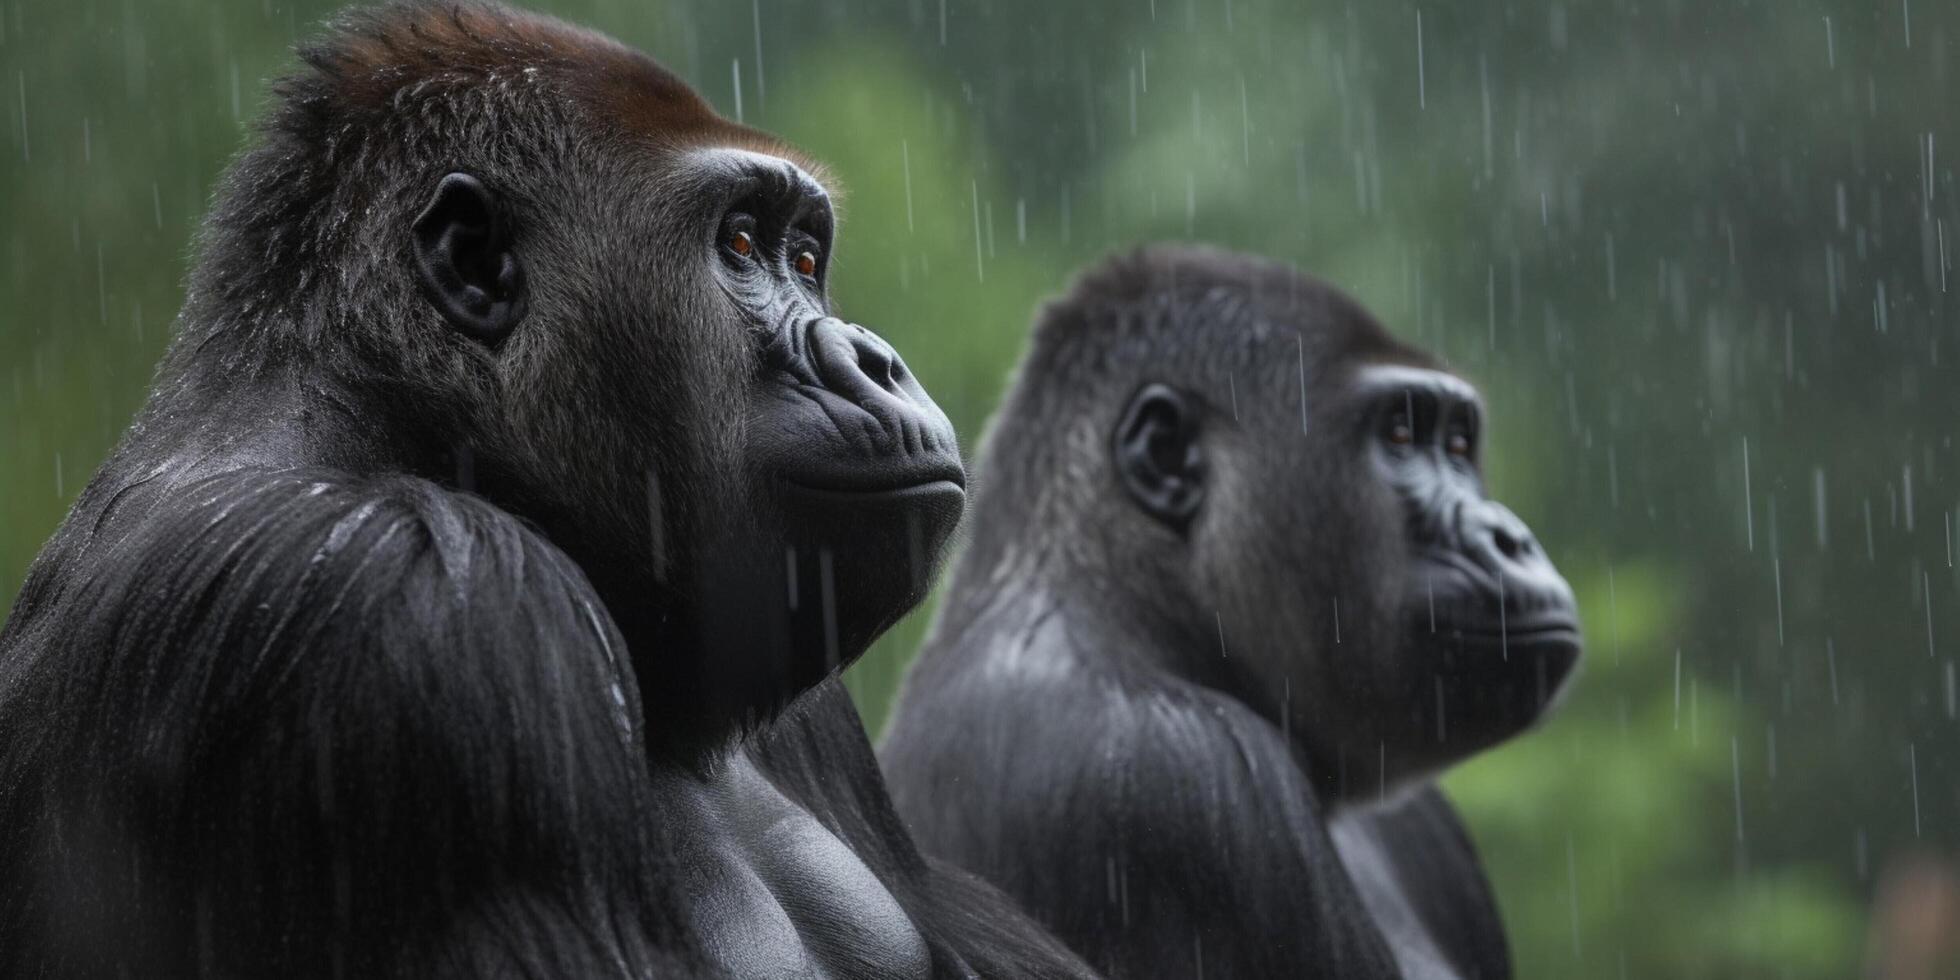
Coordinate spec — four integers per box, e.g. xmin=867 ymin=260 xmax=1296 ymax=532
xmin=729 ymin=230 xmax=754 ymax=257
xmin=1388 ymin=416 xmax=1414 ymax=445
xmin=794 ymin=251 xmax=818 ymax=278
xmin=1447 ymin=432 xmax=1471 ymax=456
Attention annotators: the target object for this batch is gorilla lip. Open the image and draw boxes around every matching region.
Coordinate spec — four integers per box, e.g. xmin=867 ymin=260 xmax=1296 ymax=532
xmin=780 ymin=470 xmax=967 ymax=499
xmin=1438 ymin=618 xmax=1582 ymax=652
xmin=1450 ymin=619 xmax=1580 ymax=639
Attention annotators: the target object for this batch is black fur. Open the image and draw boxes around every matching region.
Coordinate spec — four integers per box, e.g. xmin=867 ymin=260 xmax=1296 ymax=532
xmin=0 ymin=3 xmax=1094 ymax=976
xmin=0 ymin=472 xmax=685 ymax=976
xmin=884 ymin=245 xmax=1579 ymax=978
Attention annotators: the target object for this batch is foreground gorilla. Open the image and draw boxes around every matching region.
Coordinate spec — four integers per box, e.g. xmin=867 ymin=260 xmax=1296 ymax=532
xmin=883 ymin=246 xmax=1583 ymax=979
xmin=0 ymin=3 xmax=1093 ymax=977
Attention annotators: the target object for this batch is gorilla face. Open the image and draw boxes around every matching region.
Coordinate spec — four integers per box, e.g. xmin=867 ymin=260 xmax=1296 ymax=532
xmin=409 ymin=143 xmax=963 ymax=722
xmin=703 ymin=150 xmax=964 ymax=498
xmin=1125 ymin=349 xmax=1577 ymax=794
xmin=696 ymin=148 xmax=966 ymax=674
xmin=1353 ymin=364 xmax=1580 ymax=768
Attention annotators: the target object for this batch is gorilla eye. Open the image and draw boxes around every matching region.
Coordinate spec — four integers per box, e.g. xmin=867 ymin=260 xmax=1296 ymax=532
xmin=794 ymin=250 xmax=819 ymax=279
xmin=1387 ymin=415 xmax=1415 ymax=446
xmin=729 ymin=230 xmax=755 ymax=257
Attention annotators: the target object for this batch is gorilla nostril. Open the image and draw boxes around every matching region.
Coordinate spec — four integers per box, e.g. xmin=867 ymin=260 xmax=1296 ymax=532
xmin=1491 ymin=526 xmax=1523 ymax=560
xmin=857 ymin=345 xmax=901 ymax=393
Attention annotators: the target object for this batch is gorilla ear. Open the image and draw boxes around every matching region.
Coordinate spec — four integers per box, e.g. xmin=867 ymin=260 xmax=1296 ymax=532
xmin=412 ymin=173 xmax=527 ymax=343
xmin=1113 ymin=383 xmax=1205 ymax=532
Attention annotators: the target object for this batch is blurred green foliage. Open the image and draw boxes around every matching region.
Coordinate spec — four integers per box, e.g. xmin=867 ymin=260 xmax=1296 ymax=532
xmin=7 ymin=1 xmax=1960 ymax=976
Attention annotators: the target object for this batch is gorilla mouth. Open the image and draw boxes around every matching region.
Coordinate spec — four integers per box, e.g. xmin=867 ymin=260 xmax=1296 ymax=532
xmin=782 ymin=478 xmax=967 ymax=504
xmin=779 ymin=458 xmax=967 ymax=498
xmin=1412 ymin=555 xmax=1581 ymax=661
xmin=1439 ymin=616 xmax=1582 ymax=652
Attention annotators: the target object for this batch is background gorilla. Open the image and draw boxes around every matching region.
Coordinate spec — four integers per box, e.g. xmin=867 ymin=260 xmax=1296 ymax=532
xmin=882 ymin=245 xmax=1583 ymax=979
xmin=0 ymin=3 xmax=1091 ymax=977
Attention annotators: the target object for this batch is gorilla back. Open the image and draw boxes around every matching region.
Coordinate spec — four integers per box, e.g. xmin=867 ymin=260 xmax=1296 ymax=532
xmin=882 ymin=246 xmax=1582 ymax=979
xmin=0 ymin=3 xmax=1091 ymax=977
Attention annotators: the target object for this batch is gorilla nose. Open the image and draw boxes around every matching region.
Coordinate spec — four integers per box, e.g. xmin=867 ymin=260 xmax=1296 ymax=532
xmin=1461 ymin=500 xmax=1552 ymax=579
xmin=809 ymin=317 xmax=917 ymax=414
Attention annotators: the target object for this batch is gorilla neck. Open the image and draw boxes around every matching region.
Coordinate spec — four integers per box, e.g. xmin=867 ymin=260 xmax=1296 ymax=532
xmin=132 ymin=356 xmax=448 ymax=477
xmin=939 ymin=540 xmax=1249 ymax=703
xmin=590 ymin=558 xmax=826 ymax=770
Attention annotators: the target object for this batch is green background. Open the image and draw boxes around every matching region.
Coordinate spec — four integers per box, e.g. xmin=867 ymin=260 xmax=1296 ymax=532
xmin=4 ymin=1 xmax=1957 ymax=976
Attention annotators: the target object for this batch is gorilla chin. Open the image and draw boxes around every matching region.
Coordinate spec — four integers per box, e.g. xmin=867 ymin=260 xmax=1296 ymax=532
xmin=777 ymin=483 xmax=964 ymax=646
xmin=1411 ymin=556 xmax=1583 ymax=746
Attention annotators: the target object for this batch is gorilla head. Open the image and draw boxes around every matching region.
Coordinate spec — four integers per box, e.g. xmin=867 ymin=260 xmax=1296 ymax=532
xmin=172 ymin=1 xmax=963 ymax=748
xmin=950 ymin=244 xmax=1578 ymax=794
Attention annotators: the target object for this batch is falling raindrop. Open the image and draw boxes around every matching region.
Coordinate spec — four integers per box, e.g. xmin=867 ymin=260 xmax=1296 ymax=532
xmin=1742 ymin=436 xmax=1754 ymax=551
xmin=1730 ymin=736 xmax=1744 ymax=842
xmin=1926 ymin=570 xmax=1937 ymax=658
xmin=970 ymin=179 xmax=984 ymax=282
xmin=1908 ymin=743 xmax=1921 ymax=837
xmin=1673 ymin=648 xmax=1682 ymax=729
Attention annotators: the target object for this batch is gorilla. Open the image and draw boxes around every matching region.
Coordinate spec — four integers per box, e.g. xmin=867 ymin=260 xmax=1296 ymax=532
xmin=0 ymin=3 xmax=1093 ymax=977
xmin=882 ymin=245 xmax=1583 ymax=979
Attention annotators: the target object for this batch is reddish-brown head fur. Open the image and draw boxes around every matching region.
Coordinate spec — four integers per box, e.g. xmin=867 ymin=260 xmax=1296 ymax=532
xmin=299 ymin=0 xmax=826 ymax=179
